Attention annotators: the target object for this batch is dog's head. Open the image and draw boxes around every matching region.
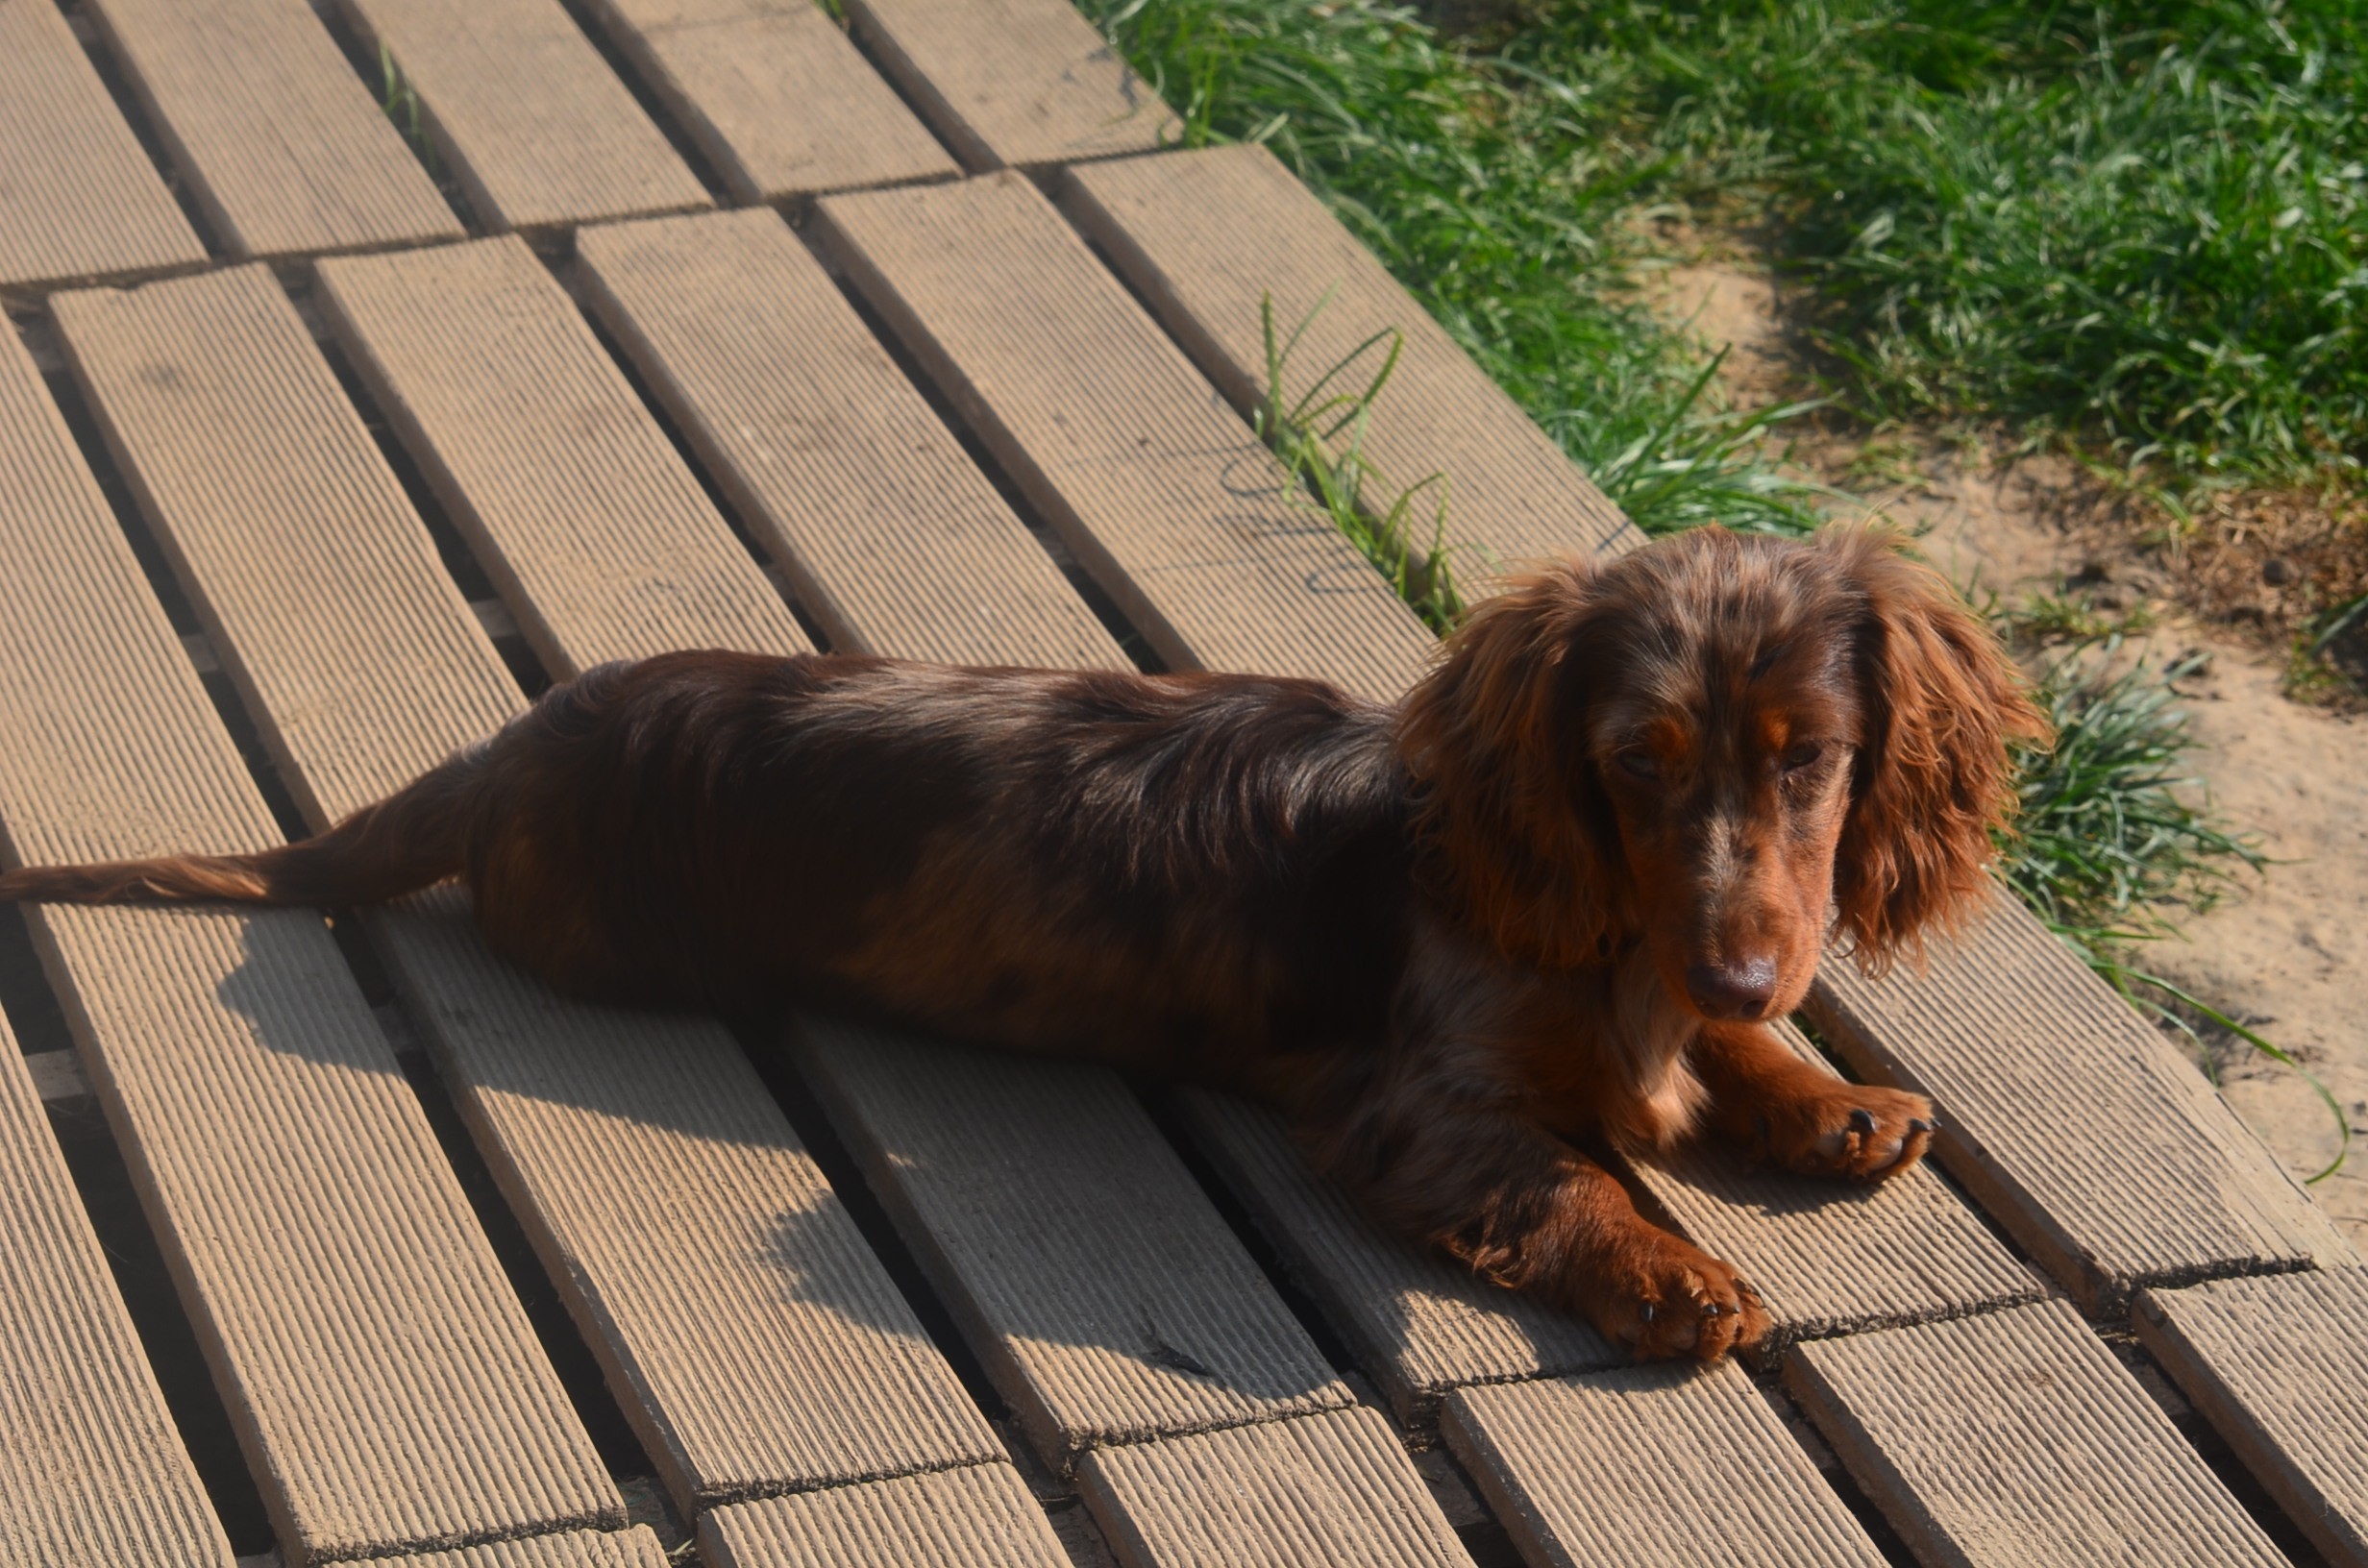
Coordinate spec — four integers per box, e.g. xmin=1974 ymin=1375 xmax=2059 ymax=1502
xmin=1399 ymin=524 xmax=2049 ymax=1021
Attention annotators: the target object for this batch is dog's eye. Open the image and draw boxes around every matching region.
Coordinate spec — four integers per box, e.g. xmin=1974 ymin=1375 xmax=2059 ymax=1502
xmin=1782 ymin=742 xmax=1825 ymax=772
xmin=1616 ymin=750 xmax=1660 ymax=781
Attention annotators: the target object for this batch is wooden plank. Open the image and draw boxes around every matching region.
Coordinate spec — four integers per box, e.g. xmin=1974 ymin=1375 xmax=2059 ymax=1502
xmin=0 ymin=1011 xmax=234 ymax=1567
xmin=2134 ymin=1270 xmax=2368 ymax=1568
xmin=0 ymin=0 xmax=206 ymax=290
xmin=30 ymin=275 xmax=620 ymax=1560
xmin=702 ymin=1465 xmax=1069 ymax=1568
xmin=791 ymin=1020 xmax=1354 ymax=1465
xmin=1078 ymin=1408 xmax=1472 ymax=1568
xmin=81 ymin=0 xmax=461 ymax=259
xmin=315 ymin=235 xmax=806 ymax=675
xmin=577 ymin=0 xmax=958 ymax=202
xmin=1811 ymin=901 xmax=2351 ymax=1311
xmin=1173 ymin=1091 xmax=1619 ymax=1428
xmin=1786 ymin=1300 xmax=2289 ymax=1568
xmin=1071 ymin=143 xmax=2349 ymax=1318
xmin=840 ymin=0 xmax=1174 ymax=172
xmin=380 ymin=1528 xmax=669 ymax=1568
xmin=1442 ymin=1362 xmax=1887 ymax=1568
xmin=812 ymin=172 xmax=1437 ymax=705
xmin=62 ymin=261 xmax=1004 ymax=1514
xmin=1625 ymin=1019 xmax=2046 ymax=1348
xmin=573 ymin=207 xmax=1116 ymax=671
xmin=1065 ymin=144 xmax=1638 ymax=585
xmin=330 ymin=0 xmax=710 ymax=232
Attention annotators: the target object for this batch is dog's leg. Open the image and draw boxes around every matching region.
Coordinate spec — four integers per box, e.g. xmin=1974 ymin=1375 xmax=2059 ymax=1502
xmin=1304 ymin=1089 xmax=1770 ymax=1361
xmin=1690 ymin=1020 xmax=1934 ymax=1181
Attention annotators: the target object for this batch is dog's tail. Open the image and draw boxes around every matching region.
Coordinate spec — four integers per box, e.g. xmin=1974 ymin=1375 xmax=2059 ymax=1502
xmin=0 ymin=747 xmax=482 ymax=910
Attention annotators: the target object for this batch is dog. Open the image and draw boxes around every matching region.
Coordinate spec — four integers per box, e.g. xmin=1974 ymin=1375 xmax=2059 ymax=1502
xmin=0 ymin=524 xmax=2045 ymax=1361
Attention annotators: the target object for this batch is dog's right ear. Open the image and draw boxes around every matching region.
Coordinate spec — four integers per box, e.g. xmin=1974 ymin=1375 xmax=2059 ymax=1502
xmin=1397 ymin=558 xmax=1625 ymax=970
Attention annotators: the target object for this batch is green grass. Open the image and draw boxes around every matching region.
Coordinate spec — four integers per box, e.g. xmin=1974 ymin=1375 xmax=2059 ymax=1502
xmin=1505 ymin=0 xmax=2368 ymax=492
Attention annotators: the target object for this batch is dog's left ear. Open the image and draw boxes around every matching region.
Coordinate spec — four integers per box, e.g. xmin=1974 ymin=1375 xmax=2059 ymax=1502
xmin=1826 ymin=528 xmax=2051 ymax=970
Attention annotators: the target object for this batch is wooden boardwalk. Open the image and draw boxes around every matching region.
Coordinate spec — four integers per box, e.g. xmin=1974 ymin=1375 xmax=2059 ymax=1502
xmin=0 ymin=3 xmax=2360 ymax=1565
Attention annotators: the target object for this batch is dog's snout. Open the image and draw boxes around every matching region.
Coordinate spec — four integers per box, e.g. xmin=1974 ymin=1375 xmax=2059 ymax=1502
xmin=1685 ymin=958 xmax=1780 ymax=1019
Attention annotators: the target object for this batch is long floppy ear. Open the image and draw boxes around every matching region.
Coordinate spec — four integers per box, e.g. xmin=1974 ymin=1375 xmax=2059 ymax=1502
xmin=1827 ymin=527 xmax=2052 ymax=971
xmin=1396 ymin=558 xmax=1625 ymax=970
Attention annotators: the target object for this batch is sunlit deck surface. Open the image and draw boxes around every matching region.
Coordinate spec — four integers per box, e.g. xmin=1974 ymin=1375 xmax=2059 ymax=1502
xmin=2 ymin=1 xmax=2362 ymax=1564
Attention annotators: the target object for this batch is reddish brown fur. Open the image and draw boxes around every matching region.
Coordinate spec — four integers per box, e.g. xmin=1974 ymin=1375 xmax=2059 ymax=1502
xmin=0 ymin=525 xmax=2046 ymax=1361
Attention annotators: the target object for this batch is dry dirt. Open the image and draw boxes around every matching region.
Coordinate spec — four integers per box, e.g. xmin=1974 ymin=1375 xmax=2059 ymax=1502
xmin=1654 ymin=259 xmax=2368 ymax=1250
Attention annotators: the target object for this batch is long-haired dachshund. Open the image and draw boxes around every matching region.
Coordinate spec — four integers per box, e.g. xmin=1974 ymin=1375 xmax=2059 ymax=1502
xmin=0 ymin=524 xmax=2045 ymax=1361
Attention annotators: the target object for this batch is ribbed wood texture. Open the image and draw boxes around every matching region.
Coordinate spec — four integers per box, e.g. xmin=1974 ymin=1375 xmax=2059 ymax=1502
xmin=0 ymin=1010 xmax=234 ymax=1568
xmin=1812 ymin=899 xmax=2349 ymax=1309
xmin=315 ymin=235 xmax=808 ymax=675
xmin=1173 ymin=1090 xmax=1618 ymax=1427
xmin=1079 ymin=1408 xmax=1473 ymax=1568
xmin=1066 ymin=145 xmax=1638 ymax=583
xmin=53 ymin=265 xmax=515 ymax=825
xmin=578 ymin=0 xmax=957 ymax=202
xmin=793 ymin=1020 xmax=1354 ymax=1467
xmin=23 ymin=286 xmax=622 ymax=1559
xmin=330 ymin=0 xmax=710 ymax=232
xmin=1443 ymin=1362 xmax=1888 ymax=1568
xmin=382 ymin=898 xmax=1006 ymax=1508
xmin=1630 ymin=1018 xmax=2045 ymax=1346
xmin=814 ymin=172 xmax=1436 ymax=704
xmin=2135 ymin=1270 xmax=2368 ymax=1567
xmin=840 ymin=0 xmax=1174 ymax=171
xmin=702 ymin=1466 xmax=1070 ymax=1568
xmin=0 ymin=0 xmax=206 ymax=288
xmin=575 ymin=208 xmax=1117 ymax=671
xmin=61 ymin=264 xmax=1003 ymax=1516
xmin=1787 ymin=1300 xmax=2289 ymax=1568
xmin=382 ymin=1527 xmax=669 ymax=1568
xmin=82 ymin=0 xmax=461 ymax=258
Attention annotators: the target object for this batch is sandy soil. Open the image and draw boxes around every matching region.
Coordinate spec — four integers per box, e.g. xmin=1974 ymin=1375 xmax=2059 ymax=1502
xmin=1655 ymin=259 xmax=2368 ymax=1249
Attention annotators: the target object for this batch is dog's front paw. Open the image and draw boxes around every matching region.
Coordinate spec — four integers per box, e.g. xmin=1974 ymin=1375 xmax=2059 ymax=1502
xmin=1589 ymin=1230 xmax=1771 ymax=1363
xmin=1755 ymin=1082 xmax=1935 ymax=1182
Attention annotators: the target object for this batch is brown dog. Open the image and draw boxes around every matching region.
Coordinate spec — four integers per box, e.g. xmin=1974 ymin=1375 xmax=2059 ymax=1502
xmin=0 ymin=524 xmax=2044 ymax=1360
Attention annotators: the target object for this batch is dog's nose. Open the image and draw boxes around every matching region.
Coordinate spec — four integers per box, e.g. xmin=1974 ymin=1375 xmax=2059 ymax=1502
xmin=1686 ymin=959 xmax=1780 ymax=1019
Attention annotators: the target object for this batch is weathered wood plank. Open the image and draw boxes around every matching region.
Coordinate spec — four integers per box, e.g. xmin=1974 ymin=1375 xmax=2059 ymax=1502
xmin=330 ymin=0 xmax=710 ymax=232
xmin=1786 ymin=1299 xmax=2290 ymax=1568
xmin=840 ymin=0 xmax=1174 ymax=171
xmin=1065 ymin=144 xmax=1638 ymax=583
xmin=0 ymin=1009 xmax=234 ymax=1568
xmin=0 ymin=0 xmax=206 ymax=289
xmin=574 ymin=207 xmax=1115 ymax=671
xmin=81 ymin=0 xmax=461 ymax=258
xmin=1173 ymin=1091 xmax=1619 ymax=1428
xmin=1626 ymin=1019 xmax=2046 ymax=1348
xmin=37 ymin=269 xmax=621 ymax=1561
xmin=577 ymin=0 xmax=958 ymax=202
xmin=2134 ymin=1270 xmax=2368 ymax=1568
xmin=813 ymin=172 xmax=1436 ymax=704
xmin=1810 ymin=902 xmax=2351 ymax=1310
xmin=1078 ymin=1408 xmax=1472 ymax=1568
xmin=702 ymin=1466 xmax=1070 ymax=1568
xmin=1443 ymin=1361 xmax=1888 ymax=1568
xmin=315 ymin=234 xmax=804 ymax=675
xmin=378 ymin=1528 xmax=669 ymax=1568
xmin=72 ymin=260 xmax=1004 ymax=1513
xmin=791 ymin=1021 xmax=1354 ymax=1465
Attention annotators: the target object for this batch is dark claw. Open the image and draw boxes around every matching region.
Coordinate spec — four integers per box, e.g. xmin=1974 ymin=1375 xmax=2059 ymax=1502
xmin=1848 ymin=1109 xmax=1877 ymax=1135
xmin=1909 ymin=1117 xmax=1934 ymax=1134
xmin=1701 ymin=1300 xmax=1724 ymax=1316
xmin=1640 ymin=1303 xmax=1655 ymax=1323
